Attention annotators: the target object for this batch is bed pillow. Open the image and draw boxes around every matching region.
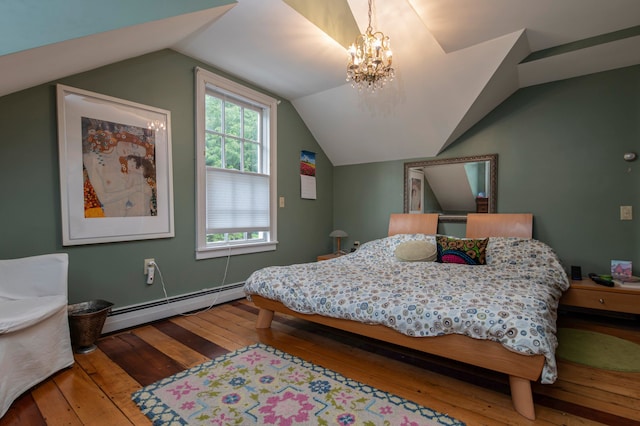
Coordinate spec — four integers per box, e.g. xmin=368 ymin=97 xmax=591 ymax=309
xmin=394 ymin=240 xmax=437 ymax=262
xmin=436 ymin=236 xmax=488 ymax=265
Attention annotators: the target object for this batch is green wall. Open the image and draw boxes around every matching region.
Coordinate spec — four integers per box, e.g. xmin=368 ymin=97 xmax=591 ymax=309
xmin=335 ymin=65 xmax=640 ymax=275
xmin=0 ymin=49 xmax=333 ymax=307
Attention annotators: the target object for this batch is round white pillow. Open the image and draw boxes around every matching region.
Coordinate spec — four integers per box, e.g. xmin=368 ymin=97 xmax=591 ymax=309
xmin=394 ymin=240 xmax=437 ymax=262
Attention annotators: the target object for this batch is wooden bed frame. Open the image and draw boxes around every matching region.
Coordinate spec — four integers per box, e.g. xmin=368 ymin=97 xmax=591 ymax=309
xmin=466 ymin=213 xmax=533 ymax=238
xmin=387 ymin=213 xmax=439 ymax=236
xmin=251 ymin=213 xmax=544 ymax=420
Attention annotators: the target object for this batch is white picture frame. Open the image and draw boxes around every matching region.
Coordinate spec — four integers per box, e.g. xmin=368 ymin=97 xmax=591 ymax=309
xmin=57 ymin=84 xmax=174 ymax=246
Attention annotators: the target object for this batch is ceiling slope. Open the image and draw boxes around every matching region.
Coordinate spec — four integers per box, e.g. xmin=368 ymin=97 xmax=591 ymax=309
xmin=519 ymin=34 xmax=640 ymax=88
xmin=174 ymin=0 xmax=349 ymax=100
xmin=0 ymin=6 xmax=234 ymax=98
xmin=444 ymin=30 xmax=530 ymax=152
xmin=412 ymin=0 xmax=640 ymax=53
xmin=0 ymin=0 xmax=235 ymax=56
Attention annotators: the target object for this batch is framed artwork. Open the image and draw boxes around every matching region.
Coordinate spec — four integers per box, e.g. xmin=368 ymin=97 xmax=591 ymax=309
xmin=408 ymin=168 xmax=424 ymax=214
xmin=57 ymin=84 xmax=174 ymax=246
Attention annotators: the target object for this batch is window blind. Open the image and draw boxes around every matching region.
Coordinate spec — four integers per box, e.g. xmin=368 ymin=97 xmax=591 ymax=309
xmin=206 ymin=168 xmax=270 ymax=233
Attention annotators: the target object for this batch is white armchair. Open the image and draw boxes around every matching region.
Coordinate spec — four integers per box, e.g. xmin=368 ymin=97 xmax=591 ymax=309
xmin=0 ymin=253 xmax=74 ymax=418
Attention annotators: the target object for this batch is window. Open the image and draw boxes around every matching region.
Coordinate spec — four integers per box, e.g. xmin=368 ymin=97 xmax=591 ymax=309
xmin=195 ymin=68 xmax=277 ymax=259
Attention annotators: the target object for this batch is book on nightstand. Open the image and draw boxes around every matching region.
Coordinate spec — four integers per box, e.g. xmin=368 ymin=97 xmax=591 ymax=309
xmin=613 ymin=275 xmax=640 ymax=288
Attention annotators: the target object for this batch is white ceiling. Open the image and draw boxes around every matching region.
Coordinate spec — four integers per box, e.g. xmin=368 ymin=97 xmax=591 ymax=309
xmin=2 ymin=0 xmax=640 ymax=166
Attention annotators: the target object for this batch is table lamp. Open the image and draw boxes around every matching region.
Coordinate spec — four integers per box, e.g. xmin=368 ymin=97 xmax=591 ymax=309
xmin=329 ymin=229 xmax=348 ymax=254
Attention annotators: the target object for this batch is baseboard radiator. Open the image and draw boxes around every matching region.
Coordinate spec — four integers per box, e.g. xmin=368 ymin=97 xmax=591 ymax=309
xmin=102 ymin=282 xmax=246 ymax=334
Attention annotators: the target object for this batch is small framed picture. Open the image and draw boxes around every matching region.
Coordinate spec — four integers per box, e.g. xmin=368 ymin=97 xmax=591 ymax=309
xmin=57 ymin=84 xmax=174 ymax=246
xmin=611 ymin=260 xmax=632 ymax=279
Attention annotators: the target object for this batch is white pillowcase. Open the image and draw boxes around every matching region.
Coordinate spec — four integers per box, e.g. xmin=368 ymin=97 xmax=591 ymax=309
xmin=394 ymin=240 xmax=437 ymax=262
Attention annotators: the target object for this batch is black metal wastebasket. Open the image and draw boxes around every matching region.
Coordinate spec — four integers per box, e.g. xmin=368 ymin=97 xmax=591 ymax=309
xmin=68 ymin=299 xmax=114 ymax=354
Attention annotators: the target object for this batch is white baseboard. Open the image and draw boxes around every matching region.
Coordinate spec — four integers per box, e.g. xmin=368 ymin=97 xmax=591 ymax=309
xmin=102 ymin=282 xmax=246 ymax=334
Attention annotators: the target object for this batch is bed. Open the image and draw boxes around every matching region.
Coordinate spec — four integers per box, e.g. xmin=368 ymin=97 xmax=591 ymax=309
xmin=244 ymin=213 xmax=569 ymax=420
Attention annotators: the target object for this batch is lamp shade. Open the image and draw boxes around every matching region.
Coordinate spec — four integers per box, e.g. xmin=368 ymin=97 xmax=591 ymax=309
xmin=329 ymin=229 xmax=348 ymax=238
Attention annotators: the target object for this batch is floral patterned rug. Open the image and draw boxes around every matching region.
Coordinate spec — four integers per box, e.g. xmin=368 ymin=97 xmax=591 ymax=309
xmin=132 ymin=343 xmax=465 ymax=425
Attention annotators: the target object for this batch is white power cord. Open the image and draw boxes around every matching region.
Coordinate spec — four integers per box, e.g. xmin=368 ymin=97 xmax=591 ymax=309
xmin=148 ymin=245 xmax=232 ymax=317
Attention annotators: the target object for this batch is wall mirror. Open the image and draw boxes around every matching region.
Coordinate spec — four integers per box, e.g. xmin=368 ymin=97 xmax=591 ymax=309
xmin=403 ymin=154 xmax=497 ymax=222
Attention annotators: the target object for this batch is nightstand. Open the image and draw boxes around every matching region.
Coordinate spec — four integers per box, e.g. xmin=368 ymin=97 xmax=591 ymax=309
xmin=560 ymin=278 xmax=640 ymax=315
xmin=317 ymin=253 xmax=343 ymax=261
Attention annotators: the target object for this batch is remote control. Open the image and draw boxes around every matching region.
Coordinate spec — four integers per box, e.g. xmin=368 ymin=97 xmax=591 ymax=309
xmin=588 ymin=273 xmax=614 ymax=287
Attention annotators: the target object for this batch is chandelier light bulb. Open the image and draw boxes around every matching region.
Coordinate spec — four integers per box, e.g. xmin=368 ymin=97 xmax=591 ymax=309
xmin=147 ymin=120 xmax=166 ymax=132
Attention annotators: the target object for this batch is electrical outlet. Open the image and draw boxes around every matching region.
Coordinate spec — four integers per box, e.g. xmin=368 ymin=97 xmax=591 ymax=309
xmin=620 ymin=206 xmax=633 ymax=221
xmin=144 ymin=258 xmax=155 ymax=273
xmin=279 ymin=196 xmax=285 ymax=208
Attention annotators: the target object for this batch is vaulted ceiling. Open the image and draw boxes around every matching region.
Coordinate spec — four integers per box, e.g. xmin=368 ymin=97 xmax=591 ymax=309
xmin=2 ymin=0 xmax=640 ymax=165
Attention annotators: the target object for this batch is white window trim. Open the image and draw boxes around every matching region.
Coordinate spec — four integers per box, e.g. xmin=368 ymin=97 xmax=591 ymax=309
xmin=195 ymin=67 xmax=278 ymax=259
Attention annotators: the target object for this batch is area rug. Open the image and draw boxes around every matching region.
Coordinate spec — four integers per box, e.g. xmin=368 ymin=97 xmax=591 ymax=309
xmin=132 ymin=343 xmax=464 ymax=425
xmin=556 ymin=328 xmax=640 ymax=372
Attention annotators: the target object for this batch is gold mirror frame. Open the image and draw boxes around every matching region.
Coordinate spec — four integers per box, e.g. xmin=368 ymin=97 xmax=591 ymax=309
xmin=403 ymin=154 xmax=498 ymax=223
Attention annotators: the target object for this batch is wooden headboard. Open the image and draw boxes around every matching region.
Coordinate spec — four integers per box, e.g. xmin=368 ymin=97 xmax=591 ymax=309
xmin=388 ymin=213 xmax=439 ymax=236
xmin=466 ymin=213 xmax=533 ymax=238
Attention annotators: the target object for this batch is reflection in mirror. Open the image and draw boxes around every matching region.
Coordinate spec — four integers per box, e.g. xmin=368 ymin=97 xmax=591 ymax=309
xmin=403 ymin=154 xmax=497 ymax=222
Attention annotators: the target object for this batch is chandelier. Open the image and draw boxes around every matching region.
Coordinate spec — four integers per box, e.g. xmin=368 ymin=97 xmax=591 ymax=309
xmin=346 ymin=0 xmax=394 ymax=92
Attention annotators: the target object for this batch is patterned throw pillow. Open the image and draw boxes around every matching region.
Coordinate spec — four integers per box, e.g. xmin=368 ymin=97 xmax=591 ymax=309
xmin=436 ymin=236 xmax=488 ymax=265
xmin=394 ymin=240 xmax=437 ymax=262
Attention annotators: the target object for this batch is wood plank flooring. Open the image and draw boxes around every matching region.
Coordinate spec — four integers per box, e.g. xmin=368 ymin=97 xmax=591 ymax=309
xmin=1 ymin=300 xmax=639 ymax=425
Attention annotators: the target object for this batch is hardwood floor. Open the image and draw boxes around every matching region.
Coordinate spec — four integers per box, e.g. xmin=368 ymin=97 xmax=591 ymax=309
xmin=1 ymin=299 xmax=639 ymax=425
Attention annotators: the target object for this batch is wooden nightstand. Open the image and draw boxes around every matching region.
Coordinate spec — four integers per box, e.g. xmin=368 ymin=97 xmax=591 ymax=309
xmin=317 ymin=253 xmax=343 ymax=261
xmin=560 ymin=278 xmax=640 ymax=315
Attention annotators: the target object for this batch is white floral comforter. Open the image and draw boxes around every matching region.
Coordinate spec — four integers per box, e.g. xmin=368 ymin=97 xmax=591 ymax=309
xmin=244 ymin=234 xmax=570 ymax=383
